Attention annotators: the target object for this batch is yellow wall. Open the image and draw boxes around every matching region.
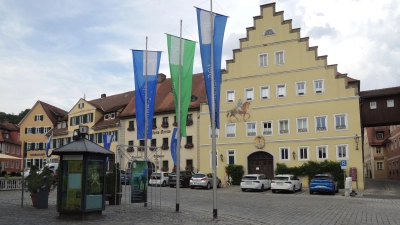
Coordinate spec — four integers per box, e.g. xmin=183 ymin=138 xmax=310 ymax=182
xmin=199 ymin=4 xmax=364 ymax=189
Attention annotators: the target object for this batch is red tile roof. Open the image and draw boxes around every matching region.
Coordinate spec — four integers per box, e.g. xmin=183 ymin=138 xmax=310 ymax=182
xmin=366 ymin=126 xmax=390 ymax=146
xmin=89 ymin=91 xmax=134 ymax=113
xmin=119 ymin=72 xmax=207 ymax=118
xmin=39 ymin=101 xmax=68 ymax=125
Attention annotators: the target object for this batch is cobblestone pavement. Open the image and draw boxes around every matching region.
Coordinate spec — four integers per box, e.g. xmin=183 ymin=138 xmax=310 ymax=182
xmin=1 ymin=183 xmax=400 ymax=225
xmin=360 ymin=178 xmax=400 ymax=198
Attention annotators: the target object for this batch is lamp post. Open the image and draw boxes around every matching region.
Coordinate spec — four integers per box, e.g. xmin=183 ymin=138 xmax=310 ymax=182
xmin=220 ymin=154 xmax=223 ymax=162
xmin=354 ymin=134 xmax=360 ymax=150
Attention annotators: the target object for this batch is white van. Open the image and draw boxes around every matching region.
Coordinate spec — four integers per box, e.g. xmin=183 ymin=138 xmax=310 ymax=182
xmin=46 ymin=163 xmax=59 ymax=171
xmin=149 ymin=172 xmax=170 ymax=187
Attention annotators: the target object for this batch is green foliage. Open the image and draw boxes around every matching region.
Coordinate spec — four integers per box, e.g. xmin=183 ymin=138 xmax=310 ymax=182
xmin=225 ymin=164 xmax=245 ymax=185
xmin=0 ymin=109 xmax=30 ymax=124
xmin=106 ymin=163 xmax=121 ymax=194
xmin=24 ymin=166 xmax=56 ymax=194
xmin=1 ymin=171 xmax=7 ymax=177
xmin=275 ymin=160 xmax=345 ymax=188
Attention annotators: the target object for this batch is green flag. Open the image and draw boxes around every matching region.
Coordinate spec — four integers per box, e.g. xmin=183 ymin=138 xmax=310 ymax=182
xmin=167 ymin=34 xmax=196 ymax=137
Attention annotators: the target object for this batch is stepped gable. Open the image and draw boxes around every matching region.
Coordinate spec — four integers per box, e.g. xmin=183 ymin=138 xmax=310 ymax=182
xmin=119 ymin=73 xmax=206 ymax=118
xmin=89 ymin=91 xmax=134 ymax=113
xmin=360 ymin=86 xmax=400 ymax=98
xmin=39 ymin=101 xmax=68 ymax=125
xmin=366 ymin=126 xmax=390 ymax=146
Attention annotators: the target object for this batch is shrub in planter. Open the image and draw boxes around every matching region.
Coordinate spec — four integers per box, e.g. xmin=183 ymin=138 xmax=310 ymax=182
xmin=186 ymin=120 xmax=193 ymax=126
xmin=152 ymin=124 xmax=157 ymax=130
xmin=161 ymin=145 xmax=169 ymax=150
xmin=173 ymin=122 xmax=178 ymax=127
xmin=184 ymin=143 xmax=194 ymax=149
xmin=24 ymin=166 xmax=57 ymax=207
xmin=127 ymin=147 xmax=134 ymax=152
xmin=161 ymin=123 xmax=169 ymax=128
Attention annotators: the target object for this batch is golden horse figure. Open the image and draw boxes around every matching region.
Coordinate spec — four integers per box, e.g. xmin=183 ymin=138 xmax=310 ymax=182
xmin=226 ymin=102 xmax=251 ymax=122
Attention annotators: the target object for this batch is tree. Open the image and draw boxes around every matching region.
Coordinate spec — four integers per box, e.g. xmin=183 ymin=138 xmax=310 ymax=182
xmin=0 ymin=108 xmax=30 ymax=124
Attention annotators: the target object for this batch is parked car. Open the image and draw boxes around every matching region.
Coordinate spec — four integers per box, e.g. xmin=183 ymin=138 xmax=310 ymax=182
xmin=22 ymin=169 xmax=31 ymax=178
xmin=121 ymin=171 xmax=131 ymax=185
xmin=271 ymin=174 xmax=302 ymax=193
xmin=168 ymin=171 xmax=194 ymax=188
xmin=149 ymin=172 xmax=170 ymax=187
xmin=240 ymin=174 xmax=271 ymax=192
xmin=189 ymin=173 xmax=222 ymax=189
xmin=309 ymin=174 xmax=339 ymax=195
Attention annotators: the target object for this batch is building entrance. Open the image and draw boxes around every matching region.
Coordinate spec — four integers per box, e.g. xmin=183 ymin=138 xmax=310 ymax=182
xmin=248 ymin=152 xmax=274 ymax=179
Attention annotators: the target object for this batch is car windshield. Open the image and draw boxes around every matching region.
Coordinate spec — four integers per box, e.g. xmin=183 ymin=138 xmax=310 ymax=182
xmin=243 ymin=176 xmax=257 ymax=180
xmin=314 ymin=176 xmax=331 ymax=180
xmin=273 ymin=177 xmax=289 ymax=181
xmin=193 ymin=174 xmax=206 ymax=178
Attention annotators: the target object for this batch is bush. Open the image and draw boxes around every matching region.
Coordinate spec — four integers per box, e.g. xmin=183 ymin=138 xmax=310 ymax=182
xmin=106 ymin=163 xmax=121 ymax=195
xmin=275 ymin=160 xmax=345 ymax=188
xmin=24 ymin=165 xmax=56 ymax=194
xmin=225 ymin=164 xmax=245 ymax=185
xmin=1 ymin=171 xmax=7 ymax=177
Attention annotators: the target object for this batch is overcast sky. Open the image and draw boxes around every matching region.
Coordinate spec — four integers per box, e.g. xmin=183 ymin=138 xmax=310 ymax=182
xmin=1 ymin=0 xmax=399 ymax=114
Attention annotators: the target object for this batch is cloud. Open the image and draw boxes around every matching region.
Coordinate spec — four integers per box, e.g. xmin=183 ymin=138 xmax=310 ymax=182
xmin=307 ymin=23 xmax=339 ymax=39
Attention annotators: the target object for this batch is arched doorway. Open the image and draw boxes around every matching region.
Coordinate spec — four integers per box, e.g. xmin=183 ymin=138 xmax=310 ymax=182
xmin=248 ymin=151 xmax=274 ymax=179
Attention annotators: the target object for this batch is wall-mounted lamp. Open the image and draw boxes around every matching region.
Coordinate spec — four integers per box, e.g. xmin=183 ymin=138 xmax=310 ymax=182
xmin=292 ymin=151 xmax=296 ymax=160
xmin=354 ymin=134 xmax=360 ymax=150
xmin=220 ymin=154 xmax=224 ymax=162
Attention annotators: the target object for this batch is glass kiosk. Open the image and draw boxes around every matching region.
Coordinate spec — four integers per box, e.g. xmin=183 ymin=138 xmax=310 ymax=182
xmin=51 ymin=126 xmax=114 ymax=219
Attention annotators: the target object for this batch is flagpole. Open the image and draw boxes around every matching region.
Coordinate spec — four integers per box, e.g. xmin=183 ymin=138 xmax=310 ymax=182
xmin=176 ymin=19 xmax=183 ymax=213
xmin=210 ymin=0 xmax=218 ymax=219
xmin=144 ymin=36 xmax=148 ymax=208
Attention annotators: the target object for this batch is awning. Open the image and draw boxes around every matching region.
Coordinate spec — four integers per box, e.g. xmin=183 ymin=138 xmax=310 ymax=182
xmin=0 ymin=154 xmax=22 ymax=160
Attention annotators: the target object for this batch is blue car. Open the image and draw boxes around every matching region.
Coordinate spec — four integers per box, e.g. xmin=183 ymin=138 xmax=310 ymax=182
xmin=309 ymin=174 xmax=339 ymax=195
xmin=121 ymin=172 xmax=131 ymax=185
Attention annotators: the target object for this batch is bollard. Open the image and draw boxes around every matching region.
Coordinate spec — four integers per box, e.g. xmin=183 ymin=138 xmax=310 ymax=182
xmin=345 ymin=177 xmax=352 ymax=197
xmin=37 ymin=176 xmax=49 ymax=209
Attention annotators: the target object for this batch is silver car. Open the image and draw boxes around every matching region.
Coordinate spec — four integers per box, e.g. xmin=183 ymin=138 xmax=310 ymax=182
xmin=189 ymin=173 xmax=222 ymax=189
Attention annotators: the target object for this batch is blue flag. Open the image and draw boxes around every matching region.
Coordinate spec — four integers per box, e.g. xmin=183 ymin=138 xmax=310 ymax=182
xmin=170 ymin=128 xmax=180 ymax=165
xmin=45 ymin=134 xmax=52 ymax=158
xmin=132 ymin=50 xmax=162 ymax=140
xmin=196 ymin=8 xmax=227 ymax=129
xmin=102 ymin=133 xmax=113 ymax=150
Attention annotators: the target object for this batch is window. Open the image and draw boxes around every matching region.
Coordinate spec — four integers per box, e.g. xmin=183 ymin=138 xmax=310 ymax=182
xmin=370 ymin=101 xmax=377 ymax=109
xmin=228 ymin=150 xmax=235 ymax=165
xmin=4 ymin=144 xmax=9 ymax=153
xmin=153 ymin=118 xmax=157 ymax=127
xmin=297 ymin=118 xmax=308 ymax=133
xmin=277 ymin=84 xmax=286 ymax=98
xmin=376 ymin=132 xmax=384 ymax=140
xmin=78 ymin=103 xmax=84 ymax=109
xmin=151 ymin=139 xmax=156 ymax=147
xmin=209 ymin=126 xmax=219 ymax=139
xmin=162 ymin=138 xmax=168 ymax=146
xmin=57 ymin=122 xmax=61 ymax=129
xmin=88 ymin=113 xmax=92 ymax=123
xmin=62 ymin=121 xmax=66 ymax=128
xmin=226 ymin=124 xmax=236 ymax=138
xmin=262 ymin=121 xmax=272 ymax=135
xmin=128 ymin=141 xmax=134 ymax=148
xmin=35 ymin=143 xmax=40 ymax=150
xmin=315 ymin=116 xmax=327 ymax=131
xmin=162 ymin=160 xmax=169 ymax=170
xmin=260 ymin=86 xmax=270 ymax=99
xmin=187 ymin=114 xmax=193 ymax=121
xmin=337 ymin=145 xmax=348 ymax=159
xmin=186 ymin=136 xmax=193 ymax=145
xmin=4 ymin=161 xmax=8 ymax=168
xmin=71 ymin=117 xmax=76 ymax=126
xmin=296 ymin=82 xmax=306 ymax=96
xmin=162 ymin=117 xmax=168 ymax=123
xmin=376 ymin=147 xmax=381 ymax=154
xmin=274 ymin=51 xmax=284 ymax=65
xmin=246 ymin=122 xmax=256 ymax=137
xmin=26 ymin=127 xmax=32 ymax=134
xmin=16 ymin=147 xmax=20 ymax=155
xmin=104 ymin=114 xmax=109 ymax=120
xmin=227 ymin=90 xmax=235 ymax=102
xmin=56 ymin=139 xmax=60 ymax=148
xmin=259 ymin=53 xmax=268 ymax=67
xmin=110 ymin=113 xmax=115 ymax=119
xmin=128 ymin=121 xmax=135 ymax=130
xmin=35 ymin=114 xmax=43 ymax=121
xmin=186 ymin=159 xmax=193 ymax=170
xmin=27 ymin=143 xmax=31 ymax=150
xmin=387 ymin=100 xmax=394 ymax=107
xmin=36 ymin=127 xmax=41 ymax=134
xmin=16 ymin=161 xmax=19 ymax=169
xmin=377 ymin=162 xmax=383 ymax=170
xmin=263 ymin=28 xmax=275 ymax=36
xmin=279 ymin=120 xmax=289 ymax=134
xmin=335 ymin=114 xmax=347 ymax=130
xmin=245 ymin=88 xmax=254 ymax=101
xmin=317 ymin=146 xmax=328 ymax=160
xmin=209 ymin=150 xmax=219 ymax=168
xmin=280 ymin=147 xmax=289 ymax=161
xmin=10 ymin=161 xmax=14 ymax=168
xmin=139 ymin=140 xmax=145 ymax=150
xmin=314 ymin=80 xmax=324 ymax=93
xmin=298 ymin=147 xmax=309 ymax=160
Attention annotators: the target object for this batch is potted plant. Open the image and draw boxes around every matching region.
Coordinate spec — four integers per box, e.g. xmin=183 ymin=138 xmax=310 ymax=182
xmin=184 ymin=143 xmax=194 ymax=149
xmin=24 ymin=165 xmax=56 ymax=207
xmin=173 ymin=122 xmax=178 ymax=127
xmin=186 ymin=120 xmax=193 ymax=126
xmin=161 ymin=145 xmax=169 ymax=150
xmin=161 ymin=167 xmax=169 ymax=172
xmin=106 ymin=163 xmax=122 ymax=205
xmin=149 ymin=146 xmax=156 ymax=151
xmin=127 ymin=127 xmax=135 ymax=131
xmin=161 ymin=122 xmax=169 ymax=128
xmin=152 ymin=124 xmax=157 ymax=130
xmin=138 ymin=147 xmax=145 ymax=151
xmin=127 ymin=147 xmax=134 ymax=152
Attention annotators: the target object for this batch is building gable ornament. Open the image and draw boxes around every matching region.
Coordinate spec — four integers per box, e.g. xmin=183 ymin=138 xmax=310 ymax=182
xmin=254 ymin=136 xmax=265 ymax=149
xmin=263 ymin=28 xmax=276 ymax=36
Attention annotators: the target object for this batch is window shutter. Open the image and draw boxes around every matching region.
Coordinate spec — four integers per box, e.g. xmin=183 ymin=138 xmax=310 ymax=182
xmin=67 ymin=137 xmax=71 ymax=143
xmin=53 ymin=139 xmax=56 ymax=148
xmin=39 ymin=142 xmax=43 ymax=150
xmin=30 ymin=143 xmax=35 ymax=150
xmin=70 ymin=118 xmax=73 ymax=126
xmin=40 ymin=115 xmax=44 ymax=121
xmin=24 ymin=142 xmax=27 ymax=152
xmin=25 ymin=128 xmax=28 ymax=134
xmin=60 ymin=138 xmax=64 ymax=146
xmin=89 ymin=134 xmax=94 ymax=142
xmin=83 ymin=114 xmax=88 ymax=123
xmin=34 ymin=116 xmax=37 ymax=121
xmin=31 ymin=127 xmax=36 ymax=134
xmin=98 ymin=133 xmax=103 ymax=143
xmin=40 ymin=127 xmax=44 ymax=134
xmin=114 ymin=131 xmax=118 ymax=141
xmin=90 ymin=113 xmax=94 ymax=122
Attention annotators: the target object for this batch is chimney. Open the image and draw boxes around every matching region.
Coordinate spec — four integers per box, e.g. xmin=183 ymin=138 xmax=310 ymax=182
xmin=157 ymin=73 xmax=167 ymax=83
xmin=101 ymin=93 xmax=106 ymax=98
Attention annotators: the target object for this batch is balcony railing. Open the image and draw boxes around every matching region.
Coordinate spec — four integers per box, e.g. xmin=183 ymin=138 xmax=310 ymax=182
xmin=0 ymin=177 xmax=22 ymax=190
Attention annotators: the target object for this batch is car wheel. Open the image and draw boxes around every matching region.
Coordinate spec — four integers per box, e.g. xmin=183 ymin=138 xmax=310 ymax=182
xmin=206 ymin=183 xmax=211 ymax=189
xmin=309 ymin=190 xmax=313 ymax=194
xmin=170 ymin=185 xmax=174 ymax=188
xmin=190 ymin=186 xmax=194 ymax=189
xmin=162 ymin=181 xmax=166 ymax=187
xmin=260 ymin=184 xmax=264 ymax=192
xmin=335 ymin=186 xmax=339 ymax=193
xmin=217 ymin=181 xmax=221 ymax=188
xmin=292 ymin=186 xmax=296 ymax=193
xmin=331 ymin=187 xmax=336 ymax=195
xmin=299 ymin=184 xmax=302 ymax=191
xmin=241 ymin=188 xmax=246 ymax=192
xmin=272 ymin=189 xmax=276 ymax=193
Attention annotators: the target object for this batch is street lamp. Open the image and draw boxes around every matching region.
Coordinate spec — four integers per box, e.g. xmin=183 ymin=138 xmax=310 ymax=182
xmin=292 ymin=151 xmax=296 ymax=160
xmin=220 ymin=154 xmax=223 ymax=162
xmin=354 ymin=134 xmax=360 ymax=150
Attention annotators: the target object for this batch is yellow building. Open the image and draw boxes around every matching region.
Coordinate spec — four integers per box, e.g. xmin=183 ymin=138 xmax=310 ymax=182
xmin=199 ymin=3 xmax=364 ymax=189
xmin=118 ymin=73 xmax=206 ymax=173
xmin=48 ymin=92 xmax=134 ymax=169
xmin=19 ymin=101 xmax=68 ymax=169
xmin=363 ymin=126 xmax=389 ymax=179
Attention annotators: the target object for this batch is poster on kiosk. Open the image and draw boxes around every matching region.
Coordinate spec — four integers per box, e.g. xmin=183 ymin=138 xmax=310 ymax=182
xmin=131 ymin=161 xmax=148 ymax=203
